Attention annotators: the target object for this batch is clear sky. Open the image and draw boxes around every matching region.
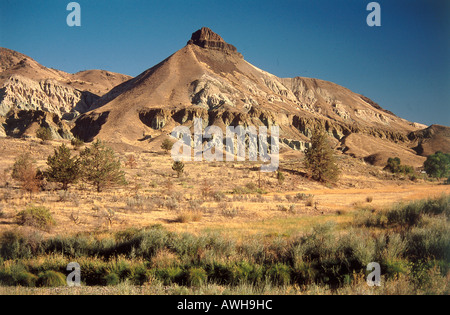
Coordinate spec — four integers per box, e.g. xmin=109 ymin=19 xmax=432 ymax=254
xmin=1 ymin=0 xmax=449 ymax=126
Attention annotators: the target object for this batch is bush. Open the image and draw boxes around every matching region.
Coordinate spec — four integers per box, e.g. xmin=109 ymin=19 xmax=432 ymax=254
xmin=103 ymin=272 xmax=120 ymax=286
xmin=187 ymin=267 xmax=207 ymax=287
xmin=131 ymin=265 xmax=151 ymax=285
xmin=36 ymin=127 xmax=53 ymax=142
xmin=386 ymin=195 xmax=450 ymax=227
xmin=0 ymin=263 xmax=38 ymax=287
xmin=172 ymin=161 xmax=184 ymax=178
xmin=266 ymin=263 xmax=291 ymax=286
xmin=15 ymin=205 xmax=55 ymax=231
xmin=15 ymin=270 xmax=38 ymax=287
xmin=155 ymin=266 xmax=184 ymax=285
xmin=0 ymin=230 xmax=34 ymax=260
xmin=276 ymin=171 xmax=285 ymax=185
xmin=161 ymin=139 xmax=174 ymax=154
xmin=71 ymin=137 xmax=84 ymax=150
xmin=36 ymin=270 xmax=66 ymax=287
xmin=384 ymin=157 xmax=415 ymax=175
xmin=11 ymin=153 xmax=41 ymax=197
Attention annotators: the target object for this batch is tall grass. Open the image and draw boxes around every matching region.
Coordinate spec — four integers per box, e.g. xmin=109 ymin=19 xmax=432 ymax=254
xmin=0 ymin=195 xmax=448 ymax=293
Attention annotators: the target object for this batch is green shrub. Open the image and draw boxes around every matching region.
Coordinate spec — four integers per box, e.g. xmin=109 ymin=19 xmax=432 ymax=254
xmin=406 ymin=225 xmax=450 ymax=262
xmin=381 ymin=258 xmax=408 ymax=279
xmin=233 ymin=261 xmax=264 ymax=285
xmin=78 ymin=260 xmax=108 ymax=286
xmin=71 ymin=137 xmax=84 ymax=150
xmin=155 ymin=266 xmax=184 ymax=285
xmin=384 ymin=157 xmax=415 ymax=176
xmin=0 ymin=230 xmax=32 ymax=260
xmin=187 ymin=267 xmax=207 ymax=287
xmin=266 ymin=263 xmax=291 ymax=286
xmin=276 ymin=171 xmax=285 ymax=185
xmin=36 ymin=127 xmax=53 ymax=142
xmin=387 ymin=195 xmax=450 ymax=227
xmin=103 ymin=272 xmax=120 ymax=286
xmin=172 ymin=161 xmax=184 ymax=178
xmin=15 ymin=270 xmax=38 ymax=287
xmin=161 ymin=139 xmax=174 ymax=153
xmin=36 ymin=270 xmax=66 ymax=287
xmin=0 ymin=270 xmax=15 ymax=286
xmin=0 ymin=263 xmax=38 ymax=287
xmin=209 ymin=263 xmax=234 ymax=285
xmin=131 ymin=265 xmax=151 ymax=285
xmin=15 ymin=205 xmax=55 ymax=231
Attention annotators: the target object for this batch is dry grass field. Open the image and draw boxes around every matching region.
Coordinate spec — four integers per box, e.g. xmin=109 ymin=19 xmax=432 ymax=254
xmin=0 ymin=137 xmax=449 ymax=296
xmin=0 ymin=137 xmax=448 ymax=239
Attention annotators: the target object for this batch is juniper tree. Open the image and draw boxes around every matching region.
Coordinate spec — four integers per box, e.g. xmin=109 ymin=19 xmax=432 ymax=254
xmin=36 ymin=127 xmax=53 ymax=143
xmin=304 ymin=128 xmax=340 ymax=183
xmin=172 ymin=161 xmax=185 ymax=178
xmin=79 ymin=140 xmax=127 ymax=192
xmin=161 ymin=139 xmax=174 ymax=154
xmin=45 ymin=144 xmax=80 ymax=191
xmin=276 ymin=170 xmax=285 ymax=185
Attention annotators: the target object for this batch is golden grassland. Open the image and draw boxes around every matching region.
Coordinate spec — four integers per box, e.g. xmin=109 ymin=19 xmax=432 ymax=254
xmin=0 ymin=137 xmax=448 ymax=239
xmin=0 ymin=137 xmax=449 ymax=295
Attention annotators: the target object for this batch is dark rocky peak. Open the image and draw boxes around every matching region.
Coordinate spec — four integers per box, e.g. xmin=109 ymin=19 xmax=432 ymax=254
xmin=187 ymin=27 xmax=239 ymax=55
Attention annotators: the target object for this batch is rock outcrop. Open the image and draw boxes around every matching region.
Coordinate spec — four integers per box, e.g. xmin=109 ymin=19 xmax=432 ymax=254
xmin=0 ymin=47 xmax=132 ymax=138
xmin=70 ymin=27 xmax=442 ymax=163
xmin=187 ymin=27 xmax=240 ymax=56
xmin=2 ymin=30 xmax=446 ymax=164
xmin=0 ymin=75 xmax=99 ymax=117
xmin=2 ymin=109 xmax=74 ymax=139
xmin=408 ymin=125 xmax=450 ymax=156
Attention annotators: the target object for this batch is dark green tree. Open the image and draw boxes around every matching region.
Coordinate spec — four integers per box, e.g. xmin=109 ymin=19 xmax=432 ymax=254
xmin=424 ymin=151 xmax=450 ymax=179
xmin=304 ymin=128 xmax=340 ymax=183
xmin=36 ymin=127 xmax=53 ymax=143
xmin=384 ymin=157 xmax=415 ymax=175
xmin=161 ymin=138 xmax=174 ymax=154
xmin=276 ymin=170 xmax=285 ymax=185
xmin=45 ymin=144 xmax=80 ymax=190
xmin=79 ymin=140 xmax=127 ymax=192
xmin=384 ymin=157 xmax=402 ymax=173
xmin=71 ymin=137 xmax=84 ymax=150
xmin=172 ymin=161 xmax=185 ymax=178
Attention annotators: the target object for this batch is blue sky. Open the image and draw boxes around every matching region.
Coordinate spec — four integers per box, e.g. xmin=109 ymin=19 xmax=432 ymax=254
xmin=0 ymin=0 xmax=449 ymax=126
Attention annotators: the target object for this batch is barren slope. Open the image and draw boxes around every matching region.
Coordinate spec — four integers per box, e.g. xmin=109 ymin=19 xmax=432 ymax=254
xmin=73 ymin=27 xmax=432 ymax=167
xmin=0 ymin=47 xmax=132 ymax=117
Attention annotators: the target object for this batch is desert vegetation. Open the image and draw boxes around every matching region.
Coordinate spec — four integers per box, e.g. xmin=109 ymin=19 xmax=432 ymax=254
xmin=424 ymin=152 xmax=450 ymax=179
xmin=0 ymin=135 xmax=448 ymax=295
xmin=304 ymin=129 xmax=340 ymax=184
xmin=0 ymin=195 xmax=448 ymax=294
